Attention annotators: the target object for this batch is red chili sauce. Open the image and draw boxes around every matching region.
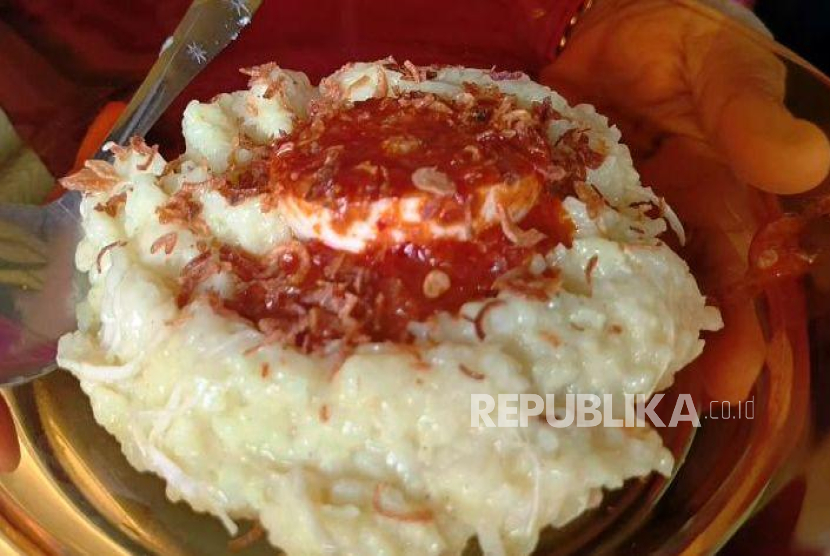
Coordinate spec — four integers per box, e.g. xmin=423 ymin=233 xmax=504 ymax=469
xmin=188 ymin=87 xmax=604 ymax=351
xmin=269 ymin=87 xmax=558 ymax=206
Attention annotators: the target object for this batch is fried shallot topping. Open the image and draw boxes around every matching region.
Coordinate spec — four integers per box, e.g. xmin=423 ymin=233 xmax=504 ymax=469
xmin=96 ymin=240 xmax=127 ymax=273
xmin=228 ymin=88 xmax=569 ymax=215
xmin=493 ymin=266 xmax=562 ymax=301
xmin=459 ymin=364 xmax=485 ymax=380
xmin=471 ymin=299 xmax=506 ymax=340
xmin=186 ymin=195 xmax=572 ymax=351
xmin=94 ymin=192 xmax=127 ymax=217
xmin=60 ymin=160 xmax=121 ymax=192
xmin=150 ymin=232 xmax=178 ymax=256
xmin=585 ymin=255 xmax=599 ymax=289
xmin=178 ymin=251 xmax=221 ymax=307
xmin=164 ymin=82 xmax=616 ymax=353
xmin=157 ymin=188 xmax=210 ymax=236
xmin=104 ymin=136 xmax=158 ymax=170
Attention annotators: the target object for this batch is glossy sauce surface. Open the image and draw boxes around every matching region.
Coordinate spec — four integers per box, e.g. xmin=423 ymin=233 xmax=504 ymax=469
xmin=270 ymin=89 xmax=556 ymax=205
xmin=196 ymin=87 xmax=590 ymax=350
xmin=221 ymin=193 xmax=573 ymax=348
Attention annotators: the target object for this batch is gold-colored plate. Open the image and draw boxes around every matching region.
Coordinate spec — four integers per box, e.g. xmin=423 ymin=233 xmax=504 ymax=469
xmin=1 ymin=372 xmax=276 ymax=555
xmin=0 ymin=372 xmax=695 ymax=555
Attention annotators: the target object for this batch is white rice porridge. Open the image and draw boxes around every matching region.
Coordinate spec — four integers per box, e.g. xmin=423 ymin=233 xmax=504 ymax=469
xmin=57 ymin=60 xmax=722 ymax=556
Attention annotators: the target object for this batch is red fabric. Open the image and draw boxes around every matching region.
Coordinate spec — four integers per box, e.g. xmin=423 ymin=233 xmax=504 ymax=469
xmin=0 ymin=0 xmax=586 ymax=173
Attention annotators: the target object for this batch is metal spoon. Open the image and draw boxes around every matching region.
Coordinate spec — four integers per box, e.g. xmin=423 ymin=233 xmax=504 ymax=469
xmin=0 ymin=0 xmax=262 ymax=385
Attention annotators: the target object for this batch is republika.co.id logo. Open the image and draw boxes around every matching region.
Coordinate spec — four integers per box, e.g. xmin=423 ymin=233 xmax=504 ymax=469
xmin=471 ymin=393 xmax=754 ymax=428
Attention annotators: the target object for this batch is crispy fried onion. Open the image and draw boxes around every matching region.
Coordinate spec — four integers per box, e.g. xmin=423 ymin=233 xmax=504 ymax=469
xmin=134 ymin=137 xmax=160 ymax=171
xmin=459 ymin=364 xmax=485 ymax=381
xmin=150 ymin=232 xmax=178 ymax=256
xmin=177 ymin=251 xmax=221 ymax=307
xmin=470 ymin=299 xmax=506 ymax=340
xmin=496 ymin=204 xmax=546 ymax=247
xmin=221 ymin=155 xmax=270 ymax=206
xmin=493 ymin=266 xmax=561 ymax=300
xmin=374 ymin=68 xmax=389 ymax=98
xmin=412 ymin=167 xmax=456 ymax=196
xmin=372 ymin=484 xmax=433 ymax=523
xmin=96 ymin=240 xmax=127 ymax=273
xmin=157 ymin=190 xmax=210 ymax=236
xmin=94 ymin=192 xmax=127 ymax=217
xmin=239 ymin=62 xmax=293 ymax=100
xmin=104 ymin=137 xmax=159 ymax=171
xmin=381 ymin=58 xmax=437 ymax=82
xmin=402 ymin=60 xmax=434 ymax=82
xmin=240 ymin=62 xmax=278 ymax=82
xmin=488 ymin=68 xmax=527 ymax=81
xmin=60 ymin=160 xmax=121 ymax=192
xmin=555 ymin=128 xmax=606 ymax=172
xmin=584 ymin=255 xmax=599 ymax=290
xmin=574 ymin=182 xmax=606 ymax=220
xmin=248 ymin=286 xmax=367 ymax=354
xmin=213 ymin=243 xmax=374 ymax=353
xmin=319 ymin=404 xmax=330 ymax=422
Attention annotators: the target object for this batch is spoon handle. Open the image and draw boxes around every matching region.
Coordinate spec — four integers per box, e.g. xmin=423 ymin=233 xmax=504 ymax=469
xmin=96 ymin=0 xmax=264 ymax=158
xmin=0 ymin=0 xmax=263 ymax=385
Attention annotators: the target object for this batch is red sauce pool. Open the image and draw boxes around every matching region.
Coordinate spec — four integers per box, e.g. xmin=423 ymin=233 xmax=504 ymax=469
xmin=269 ymin=89 xmax=556 ymax=206
xmin=221 ymin=191 xmax=572 ymax=348
xmin=205 ymin=86 xmax=579 ymax=349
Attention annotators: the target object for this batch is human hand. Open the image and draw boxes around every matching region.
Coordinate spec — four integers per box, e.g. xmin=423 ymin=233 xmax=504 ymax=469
xmin=542 ymin=0 xmax=830 ymax=193
xmin=540 ymin=0 xmax=830 ymax=403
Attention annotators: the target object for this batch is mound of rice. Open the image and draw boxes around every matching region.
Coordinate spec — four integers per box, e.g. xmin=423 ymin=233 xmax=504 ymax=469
xmin=57 ymin=60 xmax=721 ymax=556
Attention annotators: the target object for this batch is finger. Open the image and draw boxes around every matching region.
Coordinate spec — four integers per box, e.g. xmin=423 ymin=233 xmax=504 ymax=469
xmin=638 ymin=138 xmax=766 ymax=404
xmin=0 ymin=396 xmax=19 ymax=473
xmin=540 ymin=2 xmax=711 ymax=143
xmin=718 ymin=95 xmax=830 ymax=194
xmin=690 ymin=26 xmax=830 ymax=194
